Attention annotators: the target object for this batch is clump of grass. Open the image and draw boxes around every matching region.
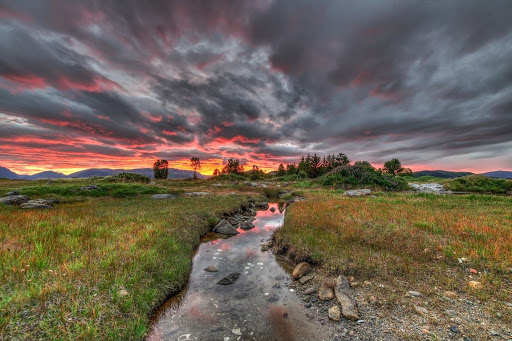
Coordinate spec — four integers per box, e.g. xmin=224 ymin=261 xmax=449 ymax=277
xmin=275 ymin=192 xmax=512 ymax=301
xmin=445 ymin=175 xmax=512 ymax=194
xmin=16 ymin=183 xmax=165 ymax=198
xmin=102 ymin=173 xmax=151 ymax=183
xmin=0 ymin=192 xmax=248 ymax=340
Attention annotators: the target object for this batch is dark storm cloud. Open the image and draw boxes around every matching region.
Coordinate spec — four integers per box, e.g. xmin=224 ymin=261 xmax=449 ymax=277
xmin=1 ymin=0 xmax=512 ymax=171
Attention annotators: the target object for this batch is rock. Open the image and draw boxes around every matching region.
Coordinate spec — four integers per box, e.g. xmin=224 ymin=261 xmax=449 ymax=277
xmin=343 ymin=189 xmax=371 ymax=197
xmin=261 ymin=245 xmax=269 ymax=252
xmin=185 ymin=192 xmax=209 ymax=196
xmin=409 ymin=183 xmax=450 ymax=194
xmin=217 ymin=273 xmax=241 ymax=285
xmin=413 ymin=305 xmax=428 ymax=317
xmin=328 ymin=305 xmax=341 ymax=321
xmin=204 ymin=266 xmax=218 ymax=272
xmin=152 ymin=194 xmax=177 ymax=200
xmin=468 ymin=281 xmax=483 ymax=290
xmin=250 ymin=182 xmax=258 ymax=187
xmin=117 ymin=289 xmax=129 ymax=297
xmin=304 ymin=287 xmax=316 ymax=295
xmin=213 ymin=219 xmax=239 ymax=236
xmin=318 ymin=285 xmax=335 ymax=301
xmin=247 ymin=208 xmax=257 ymax=216
xmin=234 ymin=292 xmax=247 ymax=299
xmin=299 ymin=275 xmax=314 ymax=285
xmin=231 ymin=328 xmax=242 ymax=336
xmin=255 ymin=202 xmax=269 ymax=209
xmin=0 ymin=195 xmax=30 ymax=205
xmin=449 ymin=326 xmax=461 ymax=334
xmin=269 ymin=207 xmax=276 ymax=212
xmin=20 ymin=200 xmax=53 ymax=209
xmin=81 ymin=185 xmax=99 ymax=191
xmin=292 ymin=262 xmax=310 ymax=279
xmin=334 ymin=275 xmax=359 ymax=320
xmin=267 ymin=294 xmax=279 ymax=302
xmin=469 ymin=268 xmax=478 ymax=274
xmin=445 ymin=310 xmax=457 ymax=317
xmin=261 ymin=184 xmax=268 ymax=188
xmin=443 ymin=290 xmax=458 ymax=298
xmin=240 ymin=221 xmax=255 ymax=230
xmin=248 ymin=202 xmax=255 ymax=209
xmin=7 ymin=191 xmax=19 ymax=196
xmin=406 ymin=291 xmax=422 ymax=297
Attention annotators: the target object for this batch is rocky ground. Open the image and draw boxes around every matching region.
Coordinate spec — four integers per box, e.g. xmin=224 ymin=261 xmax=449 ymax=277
xmin=273 ymin=254 xmax=512 ymax=341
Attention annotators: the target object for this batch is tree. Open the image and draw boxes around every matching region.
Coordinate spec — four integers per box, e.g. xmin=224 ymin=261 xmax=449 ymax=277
xmin=222 ymin=158 xmax=244 ymax=175
xmin=383 ymin=158 xmax=404 ymax=175
xmin=190 ymin=157 xmax=201 ymax=179
xmin=277 ymin=164 xmax=286 ymax=176
xmin=153 ymin=159 xmax=169 ymax=179
xmin=354 ymin=161 xmax=375 ymax=170
xmin=334 ymin=153 xmax=351 ymax=167
xmin=212 ymin=169 xmax=220 ymax=177
xmin=286 ymin=163 xmax=297 ymax=175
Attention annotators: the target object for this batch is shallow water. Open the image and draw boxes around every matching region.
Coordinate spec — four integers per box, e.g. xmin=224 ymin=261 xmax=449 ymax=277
xmin=148 ymin=203 xmax=331 ymax=341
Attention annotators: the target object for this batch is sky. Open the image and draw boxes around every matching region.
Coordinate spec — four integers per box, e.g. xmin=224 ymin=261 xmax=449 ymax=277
xmin=1 ymin=0 xmax=512 ymax=175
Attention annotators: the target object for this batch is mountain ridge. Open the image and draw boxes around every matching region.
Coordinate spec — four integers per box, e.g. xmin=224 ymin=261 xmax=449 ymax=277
xmin=0 ymin=166 xmax=206 ymax=180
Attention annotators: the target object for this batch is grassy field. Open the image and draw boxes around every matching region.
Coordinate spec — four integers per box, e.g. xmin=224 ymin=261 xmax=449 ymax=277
xmin=275 ymin=191 xmax=512 ymax=305
xmin=0 ymin=180 xmax=252 ymax=340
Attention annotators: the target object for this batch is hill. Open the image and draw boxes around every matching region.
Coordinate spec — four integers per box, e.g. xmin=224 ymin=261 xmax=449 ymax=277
xmin=413 ymin=170 xmax=473 ymax=178
xmin=482 ymin=170 xmax=512 ymax=179
xmin=0 ymin=166 xmax=206 ymax=180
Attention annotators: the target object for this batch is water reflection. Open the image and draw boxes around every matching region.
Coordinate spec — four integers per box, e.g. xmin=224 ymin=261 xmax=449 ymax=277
xmin=148 ymin=203 xmax=330 ymax=341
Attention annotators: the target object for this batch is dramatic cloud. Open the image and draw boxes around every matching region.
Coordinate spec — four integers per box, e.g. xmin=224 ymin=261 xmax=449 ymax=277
xmin=1 ymin=0 xmax=512 ymax=174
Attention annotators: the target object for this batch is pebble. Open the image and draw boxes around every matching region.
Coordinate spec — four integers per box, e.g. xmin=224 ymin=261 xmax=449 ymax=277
xmin=449 ymin=326 xmax=461 ymax=334
xmin=328 ymin=305 xmax=341 ymax=321
xmin=468 ymin=281 xmax=483 ymax=290
xmin=413 ymin=305 xmax=428 ymax=316
xmin=406 ymin=291 xmax=422 ymax=297
xmin=204 ymin=265 xmax=218 ymax=272
xmin=232 ymin=328 xmax=242 ymax=336
xmin=304 ymin=287 xmax=316 ymax=295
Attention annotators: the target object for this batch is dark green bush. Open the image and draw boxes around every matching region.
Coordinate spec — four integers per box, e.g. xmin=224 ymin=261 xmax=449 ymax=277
xmin=103 ymin=172 xmax=151 ymax=183
xmin=445 ymin=175 xmax=512 ymax=194
xmin=318 ymin=165 xmax=409 ymax=191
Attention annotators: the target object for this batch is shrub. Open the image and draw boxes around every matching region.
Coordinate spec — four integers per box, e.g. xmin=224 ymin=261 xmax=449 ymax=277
xmin=103 ymin=172 xmax=150 ymax=183
xmin=318 ymin=165 xmax=409 ymax=191
xmin=445 ymin=175 xmax=512 ymax=194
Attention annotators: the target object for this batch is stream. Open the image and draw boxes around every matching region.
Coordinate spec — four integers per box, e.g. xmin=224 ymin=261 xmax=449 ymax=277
xmin=147 ymin=203 xmax=332 ymax=341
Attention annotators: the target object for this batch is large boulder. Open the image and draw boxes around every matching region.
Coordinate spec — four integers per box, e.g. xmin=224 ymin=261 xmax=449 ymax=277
xmin=20 ymin=199 xmax=54 ymax=209
xmin=152 ymin=194 xmax=177 ymax=200
xmin=213 ymin=219 xmax=239 ymax=236
xmin=334 ymin=275 xmax=359 ymax=321
xmin=343 ymin=189 xmax=371 ymax=197
xmin=0 ymin=195 xmax=30 ymax=205
xmin=240 ymin=221 xmax=255 ymax=231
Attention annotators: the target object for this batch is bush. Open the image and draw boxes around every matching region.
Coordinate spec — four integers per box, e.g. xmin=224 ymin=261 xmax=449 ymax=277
xmin=318 ymin=165 xmax=409 ymax=191
xmin=445 ymin=175 xmax=512 ymax=194
xmin=102 ymin=172 xmax=151 ymax=183
xmin=211 ymin=173 xmax=246 ymax=181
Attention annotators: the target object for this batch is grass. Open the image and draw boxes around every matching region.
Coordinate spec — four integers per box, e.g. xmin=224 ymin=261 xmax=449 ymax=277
xmin=275 ymin=191 xmax=512 ymax=305
xmin=445 ymin=174 xmax=512 ymax=194
xmin=0 ymin=180 xmax=250 ymax=340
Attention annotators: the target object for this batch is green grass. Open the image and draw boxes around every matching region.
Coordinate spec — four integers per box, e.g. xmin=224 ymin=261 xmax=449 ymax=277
xmin=275 ymin=191 xmax=512 ymax=305
xmin=0 ymin=183 xmax=249 ymax=340
xmin=445 ymin=174 xmax=512 ymax=194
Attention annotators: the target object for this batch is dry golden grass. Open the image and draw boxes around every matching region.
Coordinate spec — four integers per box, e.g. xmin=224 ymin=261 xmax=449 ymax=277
xmin=275 ymin=191 xmax=512 ymax=303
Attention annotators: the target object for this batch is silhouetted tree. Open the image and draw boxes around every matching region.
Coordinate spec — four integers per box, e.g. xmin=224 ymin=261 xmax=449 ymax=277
xmin=277 ymin=164 xmax=286 ymax=176
xmin=383 ymin=158 xmax=404 ymax=175
xmin=190 ymin=157 xmax=201 ymax=179
xmin=222 ymin=158 xmax=244 ymax=175
xmin=286 ymin=164 xmax=297 ymax=175
xmin=212 ymin=169 xmax=221 ymax=177
xmin=153 ymin=159 xmax=169 ymax=179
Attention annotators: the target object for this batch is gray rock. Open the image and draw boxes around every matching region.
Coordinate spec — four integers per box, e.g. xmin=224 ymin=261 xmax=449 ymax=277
xmin=406 ymin=290 xmax=422 ymax=297
xmin=261 ymin=245 xmax=269 ymax=252
xmin=204 ymin=266 xmax=218 ymax=272
xmin=81 ymin=185 xmax=99 ymax=191
xmin=7 ymin=191 xmax=19 ymax=196
xmin=217 ymin=273 xmax=241 ymax=285
xmin=152 ymin=194 xmax=177 ymax=200
xmin=413 ymin=305 xmax=428 ymax=317
xmin=240 ymin=221 xmax=255 ymax=230
xmin=20 ymin=199 xmax=55 ymax=209
xmin=0 ymin=195 xmax=30 ymax=205
xmin=269 ymin=207 xmax=276 ymax=212
xmin=255 ymin=202 xmax=269 ymax=209
xmin=185 ymin=192 xmax=209 ymax=196
xmin=343 ymin=189 xmax=371 ymax=197
xmin=305 ymin=287 xmax=316 ymax=295
xmin=299 ymin=275 xmax=314 ymax=285
xmin=334 ymin=275 xmax=359 ymax=321
xmin=213 ymin=219 xmax=239 ymax=236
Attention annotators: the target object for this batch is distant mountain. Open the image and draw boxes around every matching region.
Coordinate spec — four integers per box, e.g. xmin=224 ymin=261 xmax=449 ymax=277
xmin=0 ymin=166 xmax=206 ymax=180
xmin=0 ymin=166 xmax=20 ymax=179
xmin=25 ymin=171 xmax=67 ymax=180
xmin=482 ymin=170 xmax=512 ymax=179
xmin=413 ymin=170 xmax=473 ymax=178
